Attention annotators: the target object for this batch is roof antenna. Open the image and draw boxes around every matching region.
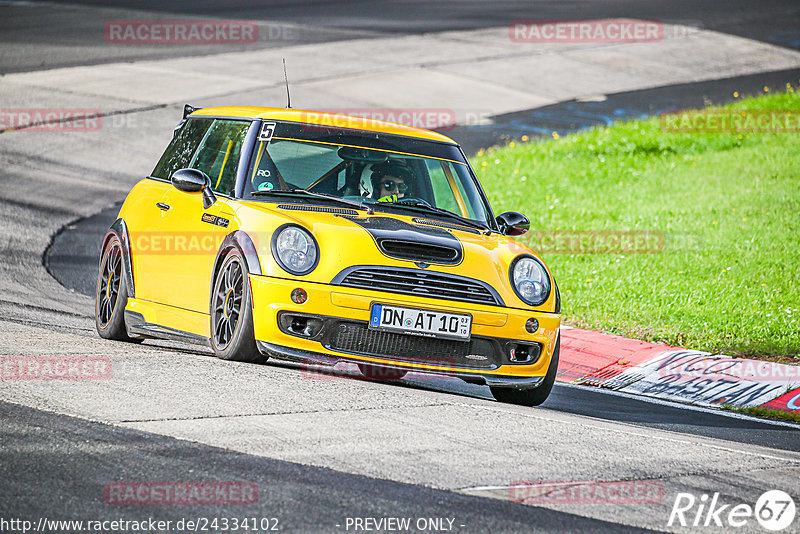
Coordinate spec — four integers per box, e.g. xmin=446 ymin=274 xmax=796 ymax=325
xmin=282 ymin=58 xmax=291 ymax=109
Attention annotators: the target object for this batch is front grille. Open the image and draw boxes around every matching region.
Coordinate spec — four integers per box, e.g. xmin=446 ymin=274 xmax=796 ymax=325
xmin=379 ymin=239 xmax=460 ymax=264
xmin=335 ymin=267 xmax=501 ymax=306
xmin=327 ymin=322 xmax=497 ymax=369
xmin=278 ymin=204 xmax=358 ymax=215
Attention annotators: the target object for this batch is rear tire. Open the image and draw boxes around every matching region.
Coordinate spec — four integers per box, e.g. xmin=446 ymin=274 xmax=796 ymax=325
xmin=95 ymin=236 xmax=141 ymax=342
xmin=210 ymin=248 xmax=267 ymax=363
xmin=358 ymin=363 xmax=408 ymax=381
xmin=490 ymin=333 xmax=560 ymax=406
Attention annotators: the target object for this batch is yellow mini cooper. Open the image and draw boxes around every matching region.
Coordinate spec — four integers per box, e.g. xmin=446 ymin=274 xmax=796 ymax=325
xmin=96 ymin=105 xmax=561 ymax=405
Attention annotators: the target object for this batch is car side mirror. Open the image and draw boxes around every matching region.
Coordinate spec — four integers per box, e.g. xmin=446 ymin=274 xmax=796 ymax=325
xmin=171 ymin=168 xmax=217 ymax=209
xmin=496 ymin=211 xmax=530 ymax=236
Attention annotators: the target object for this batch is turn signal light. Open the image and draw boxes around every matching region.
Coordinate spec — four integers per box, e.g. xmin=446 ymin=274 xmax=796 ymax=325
xmin=291 ymin=288 xmax=308 ymax=304
xmin=525 ymin=318 xmax=539 ymax=333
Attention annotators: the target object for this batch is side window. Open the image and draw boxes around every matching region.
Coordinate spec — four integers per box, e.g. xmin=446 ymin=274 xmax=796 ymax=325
xmin=427 ymin=161 xmax=458 ymax=213
xmin=190 ymin=119 xmax=251 ymax=196
xmin=452 ymin=168 xmax=479 ymax=219
xmin=425 ymin=160 xmax=483 ymax=219
xmin=151 ymin=118 xmax=212 ymax=180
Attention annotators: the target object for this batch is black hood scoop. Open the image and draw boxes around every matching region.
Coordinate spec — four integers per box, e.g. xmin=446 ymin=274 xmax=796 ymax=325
xmin=340 ymin=216 xmax=463 ymax=265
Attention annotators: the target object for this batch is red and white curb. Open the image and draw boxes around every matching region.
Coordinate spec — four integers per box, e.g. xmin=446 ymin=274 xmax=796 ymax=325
xmin=558 ymin=326 xmax=800 ymax=413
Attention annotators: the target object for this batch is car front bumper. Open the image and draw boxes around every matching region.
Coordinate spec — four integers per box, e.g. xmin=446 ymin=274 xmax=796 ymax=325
xmin=249 ymin=274 xmax=561 ymax=388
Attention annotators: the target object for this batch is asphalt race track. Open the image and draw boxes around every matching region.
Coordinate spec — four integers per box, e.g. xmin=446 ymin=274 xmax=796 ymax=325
xmin=5 ymin=0 xmax=800 ymax=72
xmin=2 ymin=401 xmax=647 ymax=533
xmin=2 ymin=1 xmax=800 ymax=533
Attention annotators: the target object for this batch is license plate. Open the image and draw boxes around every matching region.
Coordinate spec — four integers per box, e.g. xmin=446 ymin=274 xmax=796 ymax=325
xmin=369 ymin=304 xmax=472 ymax=341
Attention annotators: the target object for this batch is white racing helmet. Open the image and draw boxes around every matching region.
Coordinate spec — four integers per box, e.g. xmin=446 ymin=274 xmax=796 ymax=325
xmin=359 ymin=160 xmax=414 ymax=199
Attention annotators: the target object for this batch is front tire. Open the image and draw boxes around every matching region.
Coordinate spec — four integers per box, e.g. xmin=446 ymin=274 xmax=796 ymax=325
xmin=490 ymin=332 xmax=560 ymax=406
xmin=210 ymin=249 xmax=266 ymax=363
xmin=95 ymin=236 xmax=141 ymax=342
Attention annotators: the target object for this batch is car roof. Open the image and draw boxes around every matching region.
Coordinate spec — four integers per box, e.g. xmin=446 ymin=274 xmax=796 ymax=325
xmin=190 ymin=106 xmax=458 ymax=145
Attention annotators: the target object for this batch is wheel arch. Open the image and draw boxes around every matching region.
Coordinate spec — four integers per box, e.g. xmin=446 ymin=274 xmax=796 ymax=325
xmin=209 ymin=230 xmax=263 ymax=301
xmin=101 ymin=218 xmax=135 ymax=299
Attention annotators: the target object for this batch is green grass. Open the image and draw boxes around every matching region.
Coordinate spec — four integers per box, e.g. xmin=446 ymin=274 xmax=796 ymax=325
xmin=473 ymin=88 xmax=800 ymax=360
xmin=721 ymin=404 xmax=800 ymax=423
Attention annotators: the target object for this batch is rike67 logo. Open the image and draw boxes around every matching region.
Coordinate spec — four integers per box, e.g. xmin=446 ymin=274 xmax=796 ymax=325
xmin=668 ymin=490 xmax=796 ymax=531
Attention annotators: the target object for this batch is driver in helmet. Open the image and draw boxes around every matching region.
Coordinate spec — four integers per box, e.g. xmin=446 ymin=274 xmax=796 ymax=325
xmin=370 ymin=161 xmax=413 ymax=202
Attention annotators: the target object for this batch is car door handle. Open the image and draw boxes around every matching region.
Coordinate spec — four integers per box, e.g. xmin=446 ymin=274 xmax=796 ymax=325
xmin=156 ymin=203 xmax=171 ymax=211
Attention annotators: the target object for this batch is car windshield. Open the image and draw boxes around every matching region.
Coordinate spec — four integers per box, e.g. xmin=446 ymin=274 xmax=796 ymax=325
xmin=243 ymin=121 xmax=491 ymax=226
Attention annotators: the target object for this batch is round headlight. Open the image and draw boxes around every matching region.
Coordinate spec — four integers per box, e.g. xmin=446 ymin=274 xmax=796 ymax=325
xmin=272 ymin=225 xmax=318 ymax=275
xmin=510 ymin=256 xmax=551 ymax=306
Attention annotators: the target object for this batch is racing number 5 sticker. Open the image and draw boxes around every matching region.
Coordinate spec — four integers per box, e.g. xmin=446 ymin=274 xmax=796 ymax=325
xmin=259 ymin=121 xmax=276 ymax=142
